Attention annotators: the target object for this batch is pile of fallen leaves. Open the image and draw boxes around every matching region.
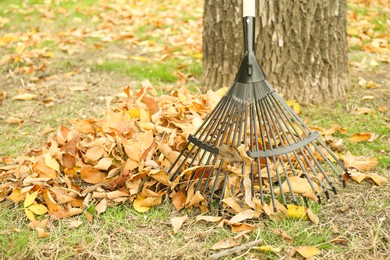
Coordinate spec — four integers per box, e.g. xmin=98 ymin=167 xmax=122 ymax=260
xmin=0 ymin=83 xmax=388 ymax=241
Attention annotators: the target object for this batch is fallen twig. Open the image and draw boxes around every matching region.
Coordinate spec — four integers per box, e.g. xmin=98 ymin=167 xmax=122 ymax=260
xmin=208 ymin=239 xmax=262 ymax=260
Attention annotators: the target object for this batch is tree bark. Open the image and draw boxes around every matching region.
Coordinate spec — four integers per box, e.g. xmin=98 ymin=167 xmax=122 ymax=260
xmin=203 ymin=0 xmax=349 ymax=104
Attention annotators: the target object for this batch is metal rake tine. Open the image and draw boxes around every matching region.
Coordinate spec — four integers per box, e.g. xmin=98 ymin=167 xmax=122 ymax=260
xmin=311 ymin=142 xmax=344 ymax=192
xmin=262 ymin=96 xmax=302 ymax=202
xmin=268 ymin=94 xmax=346 ymax=188
xmin=273 ymin=156 xmax=288 ymax=207
xmin=194 ymin=98 xmax=242 ymax=198
xmin=170 ymin=142 xmax=195 ymax=180
xmin=302 ymin=144 xmax=334 ymax=199
xmin=267 ymin=94 xmax=306 ymax=140
xmin=253 ymin=90 xmax=266 ymax=204
xmin=202 ymin=101 xmax=242 ymax=197
xmin=257 ymin=99 xmax=279 ymax=211
xmin=193 ymin=94 xmax=230 ymax=137
xmin=271 ymin=89 xmax=313 ymax=135
xmin=198 ymin=96 xmax=234 ymax=142
xmin=291 ymin=150 xmax=322 ymax=203
xmin=259 ymin=93 xmax=293 ymax=211
xmin=279 ymin=155 xmax=298 ymax=204
xmin=297 ymin=147 xmax=329 ymax=202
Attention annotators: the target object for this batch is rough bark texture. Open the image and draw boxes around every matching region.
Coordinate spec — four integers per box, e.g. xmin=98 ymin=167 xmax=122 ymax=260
xmin=203 ymin=0 xmax=349 ymax=104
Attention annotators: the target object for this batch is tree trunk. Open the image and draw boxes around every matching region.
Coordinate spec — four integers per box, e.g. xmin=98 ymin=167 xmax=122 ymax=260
xmin=203 ymin=0 xmax=349 ymax=104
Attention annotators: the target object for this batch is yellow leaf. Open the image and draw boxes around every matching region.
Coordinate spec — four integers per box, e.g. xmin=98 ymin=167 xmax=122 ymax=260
xmin=8 ymin=189 xmax=25 ymax=203
xmin=28 ymin=204 xmax=48 ymax=215
xmin=25 ymin=208 xmax=36 ymax=221
xmin=127 ymin=109 xmax=140 ymax=118
xmin=296 ymin=246 xmax=321 ymax=258
xmin=255 ymin=245 xmax=282 ymax=253
xmin=24 ymin=191 xmax=38 ymax=208
xmin=12 ymin=93 xmax=38 ymax=101
xmin=44 ymin=154 xmax=60 ymax=172
xmin=133 ymin=195 xmax=151 ymax=213
xmin=286 ymin=204 xmax=308 ymax=220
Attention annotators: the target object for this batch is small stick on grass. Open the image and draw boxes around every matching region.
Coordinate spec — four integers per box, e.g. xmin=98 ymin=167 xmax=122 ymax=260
xmin=208 ymin=239 xmax=262 ymax=260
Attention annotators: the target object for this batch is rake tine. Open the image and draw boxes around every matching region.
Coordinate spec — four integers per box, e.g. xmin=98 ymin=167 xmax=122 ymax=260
xmin=257 ymin=98 xmax=279 ymax=211
xmin=192 ymin=93 xmax=229 ymax=137
xmin=261 ymin=96 xmax=300 ymax=204
xmin=297 ymin=147 xmax=328 ymax=203
xmin=170 ymin=142 xmax=196 ymax=180
xmin=303 ymin=145 xmax=333 ymax=199
xmin=291 ymin=150 xmax=322 ymax=203
xmin=195 ymin=97 xmax=242 ymax=196
xmin=253 ymin=90 xmax=266 ymax=204
xmin=311 ymin=142 xmax=343 ymax=192
xmin=269 ymin=93 xmax=346 ymax=184
xmin=259 ymin=93 xmax=293 ymax=210
xmin=279 ymin=155 xmax=298 ymax=204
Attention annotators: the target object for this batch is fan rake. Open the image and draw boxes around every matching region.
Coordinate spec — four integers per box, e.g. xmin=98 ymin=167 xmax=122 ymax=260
xmin=168 ymin=0 xmax=348 ymax=211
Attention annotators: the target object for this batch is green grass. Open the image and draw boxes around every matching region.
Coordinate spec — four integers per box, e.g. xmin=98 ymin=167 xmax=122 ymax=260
xmin=95 ymin=60 xmax=179 ymax=83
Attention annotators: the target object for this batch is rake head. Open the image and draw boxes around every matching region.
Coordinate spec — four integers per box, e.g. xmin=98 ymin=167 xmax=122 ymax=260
xmin=168 ymin=80 xmax=348 ymax=211
xmin=167 ymin=14 xmax=348 ymax=211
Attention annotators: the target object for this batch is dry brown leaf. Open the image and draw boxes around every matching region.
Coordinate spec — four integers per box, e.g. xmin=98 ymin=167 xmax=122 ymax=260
xmin=6 ymin=117 xmax=24 ymax=124
xmin=36 ymin=227 xmax=49 ymax=238
xmin=378 ymin=106 xmax=388 ymax=113
xmin=222 ymin=197 xmax=244 ymax=213
xmin=272 ymin=229 xmax=293 ymax=241
xmin=172 ymin=190 xmax=186 ymax=210
xmin=95 ymin=198 xmax=108 ymax=215
xmin=68 ymin=220 xmax=83 ymax=229
xmin=85 ymin=211 xmax=94 ymax=222
xmin=350 ymin=171 xmax=368 ymax=183
xmin=228 ymin=209 xmax=256 ymax=225
xmin=353 ymin=107 xmax=374 ymax=115
xmin=84 ymin=146 xmax=104 ymax=163
xmin=344 ymin=151 xmax=378 ymax=172
xmin=367 ymin=173 xmax=388 ymax=186
xmin=80 ymin=165 xmax=105 ymax=184
xmin=276 ymin=176 xmax=320 ymax=201
xmin=185 ymin=190 xmax=205 ymax=208
xmin=307 ymin=209 xmax=319 ymax=225
xmin=196 ymin=215 xmax=223 ymax=223
xmin=218 ymin=145 xmax=243 ymax=163
xmin=230 ymin=223 xmax=255 ymax=233
xmin=349 ymin=133 xmax=374 ymax=143
xmin=211 ymin=237 xmax=242 ymax=250
xmin=52 ymin=208 xmax=83 ymax=220
xmin=94 ymin=158 xmax=112 ymax=170
xmin=171 ymin=215 xmax=188 ymax=234
xmin=28 ymin=219 xmax=49 ymax=230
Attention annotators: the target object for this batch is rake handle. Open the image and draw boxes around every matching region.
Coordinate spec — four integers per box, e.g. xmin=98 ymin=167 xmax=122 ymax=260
xmin=243 ymin=0 xmax=255 ymax=17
